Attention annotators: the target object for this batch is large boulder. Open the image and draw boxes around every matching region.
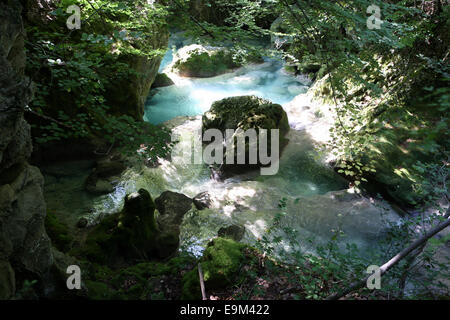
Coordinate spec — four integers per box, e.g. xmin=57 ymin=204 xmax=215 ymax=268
xmin=78 ymin=189 xmax=192 ymax=265
xmin=172 ymin=45 xmax=240 ymax=78
xmin=79 ymin=189 xmax=158 ymax=264
xmin=181 ymin=237 xmax=246 ymax=299
xmin=202 ymin=96 xmax=290 ymax=175
xmin=172 ymin=44 xmax=263 ymax=78
xmin=155 ymin=191 xmax=193 ymax=219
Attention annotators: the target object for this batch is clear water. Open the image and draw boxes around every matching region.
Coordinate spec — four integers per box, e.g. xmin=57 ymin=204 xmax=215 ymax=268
xmin=145 ymin=54 xmax=309 ymax=124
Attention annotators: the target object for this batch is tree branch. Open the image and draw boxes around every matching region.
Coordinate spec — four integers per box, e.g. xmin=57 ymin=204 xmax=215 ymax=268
xmin=326 ymin=207 xmax=450 ymax=300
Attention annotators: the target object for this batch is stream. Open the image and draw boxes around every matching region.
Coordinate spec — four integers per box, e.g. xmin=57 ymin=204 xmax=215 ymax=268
xmin=43 ymin=36 xmax=402 ymax=259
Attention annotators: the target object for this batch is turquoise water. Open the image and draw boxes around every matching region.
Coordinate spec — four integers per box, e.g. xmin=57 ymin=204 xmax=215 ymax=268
xmin=144 ymin=55 xmax=309 ymax=124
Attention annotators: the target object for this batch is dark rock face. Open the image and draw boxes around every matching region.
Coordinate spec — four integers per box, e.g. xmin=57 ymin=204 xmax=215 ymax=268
xmin=193 ymin=191 xmax=213 ymax=210
xmin=0 ymin=1 xmax=53 ymax=299
xmin=106 ymin=46 xmax=169 ymax=120
xmin=218 ymin=225 xmax=246 ymax=242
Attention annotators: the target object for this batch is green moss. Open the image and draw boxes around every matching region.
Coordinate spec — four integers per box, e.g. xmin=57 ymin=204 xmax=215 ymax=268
xmin=202 ymin=96 xmax=290 ymax=173
xmin=85 ymin=280 xmax=112 ymax=300
xmin=152 ymin=73 xmax=174 ymax=88
xmin=181 ymin=238 xmax=246 ymax=300
xmin=181 ymin=268 xmax=201 ymax=300
xmin=173 ymin=49 xmax=241 ymax=78
xmin=45 ymin=212 xmax=73 ymax=252
xmin=72 ymin=189 xmax=165 ymax=264
xmin=70 ymin=213 xmax=118 ymax=264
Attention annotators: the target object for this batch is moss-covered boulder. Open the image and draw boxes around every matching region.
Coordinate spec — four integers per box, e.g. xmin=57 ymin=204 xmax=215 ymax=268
xmin=75 ymin=189 xmax=190 ymax=265
xmin=181 ymin=238 xmax=246 ymax=300
xmin=82 ymin=254 xmax=196 ymax=300
xmin=75 ymin=189 xmax=156 ymax=264
xmin=152 ymin=73 xmax=174 ymax=89
xmin=202 ymin=96 xmax=290 ymax=175
xmin=172 ymin=45 xmax=240 ymax=78
xmin=172 ymin=45 xmax=263 ymax=78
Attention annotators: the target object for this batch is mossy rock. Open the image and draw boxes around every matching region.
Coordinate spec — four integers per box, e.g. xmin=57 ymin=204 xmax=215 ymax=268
xmin=181 ymin=238 xmax=246 ymax=300
xmin=173 ymin=46 xmax=240 ymax=78
xmin=45 ymin=212 xmax=73 ymax=252
xmin=202 ymin=96 xmax=290 ymax=175
xmin=203 ymin=96 xmax=289 ymax=136
xmin=172 ymin=44 xmax=263 ymax=79
xmin=73 ymin=189 xmax=187 ymax=265
xmin=85 ymin=280 xmax=112 ymax=300
xmin=152 ymin=73 xmax=174 ymax=88
xmin=84 ymin=255 xmax=196 ymax=300
xmin=73 ymin=189 xmax=159 ymax=264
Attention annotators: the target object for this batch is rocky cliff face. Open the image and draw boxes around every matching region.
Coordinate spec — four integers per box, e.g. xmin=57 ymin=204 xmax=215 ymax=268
xmin=0 ymin=1 xmax=53 ymax=299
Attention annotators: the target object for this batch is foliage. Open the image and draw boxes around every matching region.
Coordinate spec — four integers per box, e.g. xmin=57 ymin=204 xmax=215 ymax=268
xmin=26 ymin=0 xmax=173 ymax=161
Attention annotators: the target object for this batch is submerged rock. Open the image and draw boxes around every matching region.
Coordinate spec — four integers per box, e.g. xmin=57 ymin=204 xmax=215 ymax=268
xmin=181 ymin=238 xmax=246 ymax=299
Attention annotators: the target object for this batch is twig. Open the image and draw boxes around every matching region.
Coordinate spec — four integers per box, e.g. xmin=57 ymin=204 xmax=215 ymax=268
xmin=25 ymin=106 xmax=74 ymax=129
